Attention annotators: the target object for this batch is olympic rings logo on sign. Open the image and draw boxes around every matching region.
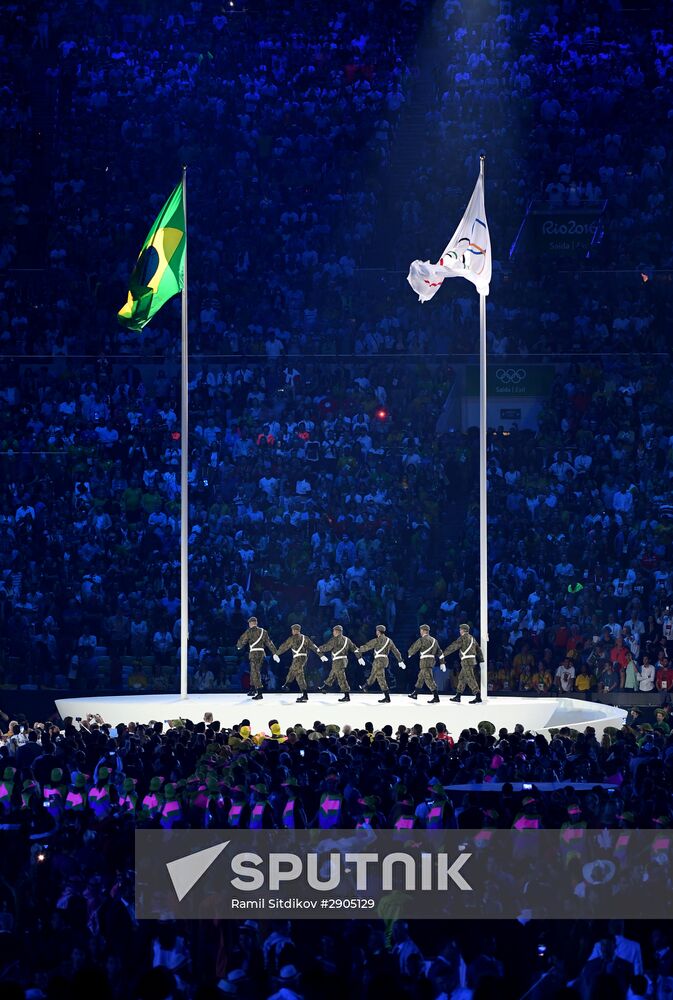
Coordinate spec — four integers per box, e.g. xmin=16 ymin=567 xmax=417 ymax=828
xmin=495 ymin=369 xmax=526 ymax=384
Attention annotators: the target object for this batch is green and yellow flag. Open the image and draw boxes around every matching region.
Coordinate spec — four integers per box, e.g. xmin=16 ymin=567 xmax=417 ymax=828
xmin=118 ymin=178 xmax=185 ymax=331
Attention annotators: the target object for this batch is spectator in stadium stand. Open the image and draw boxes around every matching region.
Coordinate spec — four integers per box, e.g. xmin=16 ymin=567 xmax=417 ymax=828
xmin=610 ymin=636 xmax=630 ymax=673
xmin=598 ymin=659 xmax=621 ymax=696
xmin=656 ymin=658 xmax=673 ymax=699
xmin=621 ymin=652 xmax=639 ymax=693
xmin=638 ymin=657 xmax=657 ymax=693
xmin=555 ymin=658 xmax=576 ymax=694
xmin=574 ymin=663 xmax=593 ymax=694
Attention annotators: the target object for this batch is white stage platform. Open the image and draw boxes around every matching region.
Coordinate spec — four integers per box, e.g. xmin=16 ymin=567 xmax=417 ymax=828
xmin=54 ymin=693 xmax=627 ymax=737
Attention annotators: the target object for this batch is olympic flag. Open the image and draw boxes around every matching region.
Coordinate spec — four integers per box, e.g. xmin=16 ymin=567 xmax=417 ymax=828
xmin=407 ymin=171 xmax=491 ymax=301
xmin=407 ymin=159 xmax=492 ymax=705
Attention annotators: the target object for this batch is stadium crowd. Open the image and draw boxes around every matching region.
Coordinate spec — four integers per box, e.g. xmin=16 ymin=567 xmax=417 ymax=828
xmin=3 ymin=0 xmax=671 ymax=362
xmin=5 ymin=351 xmax=673 ymax=700
xmin=0 ymin=708 xmax=672 ymax=997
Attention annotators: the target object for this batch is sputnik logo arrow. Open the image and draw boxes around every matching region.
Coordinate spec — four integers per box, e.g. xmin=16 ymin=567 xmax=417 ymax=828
xmin=166 ymin=841 xmax=229 ymax=901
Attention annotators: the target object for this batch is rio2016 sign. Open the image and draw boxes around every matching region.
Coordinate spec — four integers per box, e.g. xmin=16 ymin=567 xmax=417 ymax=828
xmin=533 ymin=207 xmax=603 ymax=257
xmin=541 ymin=219 xmax=598 ymax=237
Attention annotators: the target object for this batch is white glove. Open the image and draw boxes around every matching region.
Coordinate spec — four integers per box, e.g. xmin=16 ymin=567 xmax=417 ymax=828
xmin=440 ymin=664 xmax=447 ymax=673
xmin=320 ymin=655 xmax=329 ymax=663
xmin=398 ymin=662 xmax=406 ymax=670
xmin=357 ymin=657 xmax=365 ymax=666
xmin=272 ymin=654 xmax=280 ymax=663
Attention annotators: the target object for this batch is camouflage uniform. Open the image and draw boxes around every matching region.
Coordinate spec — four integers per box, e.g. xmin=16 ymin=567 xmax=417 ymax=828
xmin=318 ymin=630 xmax=358 ymax=692
xmin=357 ymin=629 xmax=404 ymax=692
xmin=276 ymin=628 xmax=319 ymax=692
xmin=236 ymin=621 xmax=278 ymax=690
xmin=408 ymin=630 xmax=444 ymax=692
xmin=443 ymin=626 xmax=483 ymax=695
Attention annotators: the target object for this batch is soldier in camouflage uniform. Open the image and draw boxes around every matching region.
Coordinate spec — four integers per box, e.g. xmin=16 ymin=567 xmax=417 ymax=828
xmin=408 ymin=624 xmax=445 ymax=703
xmin=276 ymin=624 xmax=320 ymax=702
xmin=356 ymin=625 xmax=406 ymax=703
xmin=317 ymin=625 xmax=364 ymax=702
xmin=444 ymin=623 xmax=483 ymax=704
xmin=236 ymin=616 xmax=279 ymax=700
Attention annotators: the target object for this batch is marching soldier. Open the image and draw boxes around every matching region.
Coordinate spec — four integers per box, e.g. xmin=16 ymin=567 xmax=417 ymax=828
xmin=276 ymin=624 xmax=320 ymax=702
xmin=444 ymin=623 xmax=483 ymax=704
xmin=357 ymin=625 xmax=406 ymax=703
xmin=407 ymin=624 xmax=445 ymax=703
xmin=317 ymin=625 xmax=363 ymax=702
xmin=236 ymin=616 xmax=280 ymax=700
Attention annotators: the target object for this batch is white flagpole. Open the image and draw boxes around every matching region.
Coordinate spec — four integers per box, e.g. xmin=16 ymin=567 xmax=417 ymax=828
xmin=478 ymin=155 xmax=489 ymax=702
xmin=180 ymin=165 xmax=189 ymax=700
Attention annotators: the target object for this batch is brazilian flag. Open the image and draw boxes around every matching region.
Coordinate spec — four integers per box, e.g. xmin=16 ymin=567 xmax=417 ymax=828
xmin=118 ymin=179 xmax=185 ymax=331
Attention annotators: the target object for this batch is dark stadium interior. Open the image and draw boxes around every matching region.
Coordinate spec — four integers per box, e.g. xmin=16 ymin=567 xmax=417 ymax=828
xmin=2 ymin=0 xmax=673 ymax=997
